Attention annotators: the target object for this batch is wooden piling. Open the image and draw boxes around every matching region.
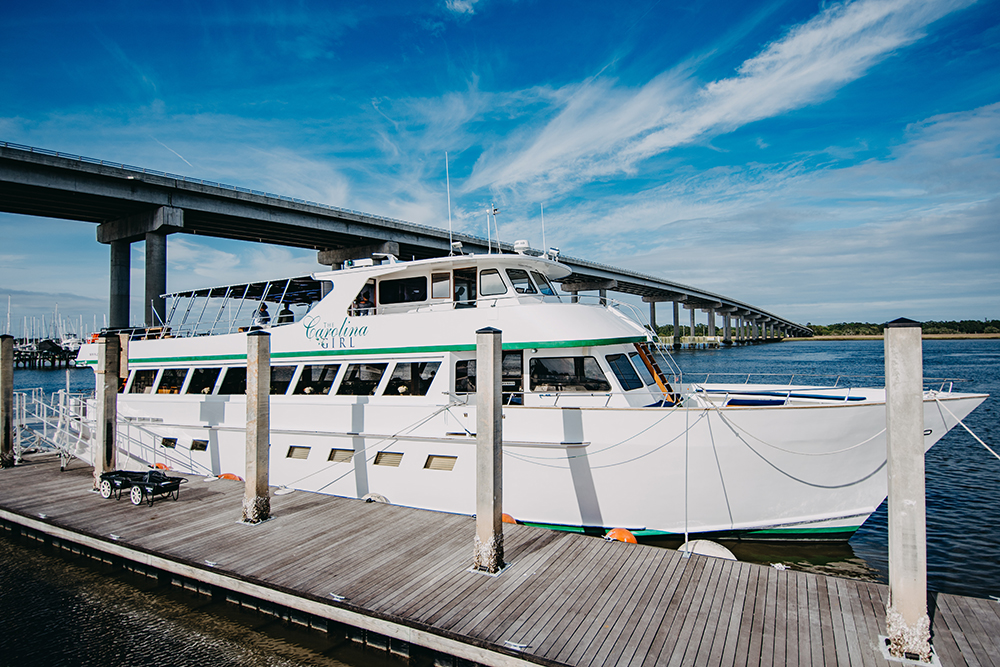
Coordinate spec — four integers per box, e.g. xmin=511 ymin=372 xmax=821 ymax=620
xmin=243 ymin=330 xmax=270 ymax=523
xmin=92 ymin=334 xmax=120 ymax=489
xmin=473 ymin=327 xmax=503 ymax=573
xmin=1 ymin=335 xmax=13 ymax=468
xmin=884 ymin=318 xmax=931 ymax=661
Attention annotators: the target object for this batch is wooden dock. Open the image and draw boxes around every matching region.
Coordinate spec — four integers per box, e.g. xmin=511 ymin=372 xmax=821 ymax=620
xmin=1 ymin=455 xmax=998 ymax=667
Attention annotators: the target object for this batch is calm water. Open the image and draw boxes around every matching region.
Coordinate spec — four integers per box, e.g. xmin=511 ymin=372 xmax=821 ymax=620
xmin=656 ymin=339 xmax=1000 ymax=600
xmin=3 ymin=340 xmax=998 ymax=663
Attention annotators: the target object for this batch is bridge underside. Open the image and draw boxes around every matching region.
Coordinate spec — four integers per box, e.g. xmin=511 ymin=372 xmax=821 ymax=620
xmin=0 ymin=142 xmax=811 ymax=339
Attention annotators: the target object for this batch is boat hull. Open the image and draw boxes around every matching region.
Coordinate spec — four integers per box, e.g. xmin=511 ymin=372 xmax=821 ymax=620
xmin=81 ymin=388 xmax=987 ymax=540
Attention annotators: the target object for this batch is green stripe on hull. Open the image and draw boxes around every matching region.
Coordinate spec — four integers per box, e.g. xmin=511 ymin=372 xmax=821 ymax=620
xmin=521 ymin=522 xmax=861 ymax=541
xmin=81 ymin=335 xmax=646 ymax=367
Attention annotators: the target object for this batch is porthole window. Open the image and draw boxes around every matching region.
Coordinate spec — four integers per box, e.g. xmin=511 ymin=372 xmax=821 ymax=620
xmin=287 ymin=446 xmax=311 ymax=460
xmin=328 ymin=449 xmax=353 ymax=463
xmin=424 ymin=455 xmax=457 ymax=471
xmin=374 ymin=451 xmax=403 ymax=467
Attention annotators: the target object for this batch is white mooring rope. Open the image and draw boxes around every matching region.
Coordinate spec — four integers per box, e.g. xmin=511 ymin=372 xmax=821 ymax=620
xmin=933 ymin=395 xmax=1000 ymax=462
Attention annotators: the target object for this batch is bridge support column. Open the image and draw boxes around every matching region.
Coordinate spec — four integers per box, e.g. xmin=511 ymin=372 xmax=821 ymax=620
xmin=109 ymin=240 xmax=130 ymax=329
xmin=1 ymin=335 xmax=13 ymax=468
xmin=708 ymin=309 xmax=716 ymax=345
xmin=672 ymin=302 xmax=681 ymax=349
xmin=723 ymin=315 xmax=732 ymax=346
xmin=649 ymin=302 xmax=657 ymax=333
xmin=145 ymin=232 xmax=167 ymax=327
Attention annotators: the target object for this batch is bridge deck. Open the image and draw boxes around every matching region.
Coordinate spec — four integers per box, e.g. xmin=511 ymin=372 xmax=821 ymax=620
xmin=1 ymin=455 xmax=997 ymax=667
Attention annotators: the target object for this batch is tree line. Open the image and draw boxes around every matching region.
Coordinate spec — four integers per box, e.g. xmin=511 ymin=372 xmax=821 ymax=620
xmin=806 ymin=320 xmax=1000 ymax=336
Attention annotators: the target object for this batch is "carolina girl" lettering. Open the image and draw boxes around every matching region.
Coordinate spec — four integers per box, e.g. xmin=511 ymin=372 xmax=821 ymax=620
xmin=302 ymin=316 xmax=368 ymax=349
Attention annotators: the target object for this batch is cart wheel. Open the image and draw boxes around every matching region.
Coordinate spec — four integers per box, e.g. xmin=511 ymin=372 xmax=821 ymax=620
xmin=99 ymin=480 xmax=112 ymax=499
xmin=130 ymin=486 xmax=143 ymax=506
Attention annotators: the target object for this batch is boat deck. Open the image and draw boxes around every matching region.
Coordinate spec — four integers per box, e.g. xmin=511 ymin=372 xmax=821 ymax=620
xmin=1 ymin=455 xmax=998 ymax=667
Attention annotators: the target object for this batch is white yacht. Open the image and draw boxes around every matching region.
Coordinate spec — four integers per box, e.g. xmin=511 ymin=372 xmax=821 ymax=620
xmin=75 ymin=250 xmax=987 ymax=540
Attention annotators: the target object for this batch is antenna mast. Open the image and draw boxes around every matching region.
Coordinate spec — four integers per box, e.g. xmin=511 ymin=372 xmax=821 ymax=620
xmin=541 ymin=204 xmax=546 ymax=256
xmin=445 ymin=152 xmax=454 ymax=255
xmin=491 ymin=204 xmax=500 ymax=253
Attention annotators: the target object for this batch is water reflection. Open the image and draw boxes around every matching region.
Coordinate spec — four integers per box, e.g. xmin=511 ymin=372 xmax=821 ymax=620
xmin=0 ymin=534 xmax=398 ymax=667
xmin=641 ymin=535 xmax=885 ymax=582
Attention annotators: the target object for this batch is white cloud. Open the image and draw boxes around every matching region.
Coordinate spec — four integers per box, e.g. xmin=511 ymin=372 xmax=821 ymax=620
xmin=540 ymin=103 xmax=1000 ymax=323
xmin=465 ymin=0 xmax=973 ymax=195
xmin=445 ymin=0 xmax=482 ymax=16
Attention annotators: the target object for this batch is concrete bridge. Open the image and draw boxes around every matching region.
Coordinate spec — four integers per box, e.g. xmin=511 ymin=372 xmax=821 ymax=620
xmin=0 ymin=141 xmax=812 ymax=342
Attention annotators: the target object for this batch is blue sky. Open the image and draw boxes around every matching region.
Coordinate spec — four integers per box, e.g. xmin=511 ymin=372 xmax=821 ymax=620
xmin=1 ymin=0 xmax=998 ymax=333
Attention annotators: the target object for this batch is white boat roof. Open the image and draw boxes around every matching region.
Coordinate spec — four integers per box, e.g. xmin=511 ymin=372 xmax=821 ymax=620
xmin=161 ymin=253 xmax=572 ymax=302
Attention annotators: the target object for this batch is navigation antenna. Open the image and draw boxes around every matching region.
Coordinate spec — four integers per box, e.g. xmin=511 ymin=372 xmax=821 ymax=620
xmin=486 ymin=210 xmax=492 ymax=254
xmin=491 ymin=204 xmax=500 ymax=253
xmin=445 ymin=152 xmax=454 ymax=255
xmin=540 ymin=203 xmax=546 ymax=257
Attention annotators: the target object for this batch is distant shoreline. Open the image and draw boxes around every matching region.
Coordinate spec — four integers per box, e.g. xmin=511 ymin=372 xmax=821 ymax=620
xmin=786 ymin=334 xmax=1000 ymax=341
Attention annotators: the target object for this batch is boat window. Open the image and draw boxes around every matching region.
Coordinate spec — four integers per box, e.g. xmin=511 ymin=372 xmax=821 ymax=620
xmin=455 ymin=351 xmax=523 ymax=405
xmin=156 ymin=368 xmax=188 ymax=394
xmin=217 ymin=367 xmax=247 ymax=395
xmin=424 ymin=455 xmax=457 ymax=471
xmin=337 ymin=363 xmax=388 ymax=396
xmin=530 ymin=271 xmax=557 ymax=296
xmin=350 ymin=281 xmax=376 ymax=316
xmin=431 ymin=273 xmax=451 ymax=299
xmin=287 ymin=445 xmax=310 ymax=460
xmin=129 ymin=370 xmax=158 ymax=394
xmin=606 ymin=354 xmax=643 ymax=391
xmin=374 ymin=451 xmax=403 ymax=467
xmin=294 ymin=364 xmax=340 ymax=394
xmin=480 ymin=269 xmax=507 ymax=296
xmin=186 ymin=367 xmax=221 ymax=394
xmin=270 ymin=366 xmax=297 ymax=395
xmin=628 ymin=352 xmax=656 ymax=386
xmin=191 ymin=439 xmax=208 ymax=451
xmin=379 ymin=276 xmax=427 ymax=304
xmin=328 ymin=449 xmax=353 ymax=463
xmin=385 ymin=361 xmax=441 ymax=396
xmin=506 ymin=269 xmax=537 ymax=294
xmin=529 ymin=357 xmax=611 ymax=392
xmin=454 ymin=268 xmax=477 ymax=308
